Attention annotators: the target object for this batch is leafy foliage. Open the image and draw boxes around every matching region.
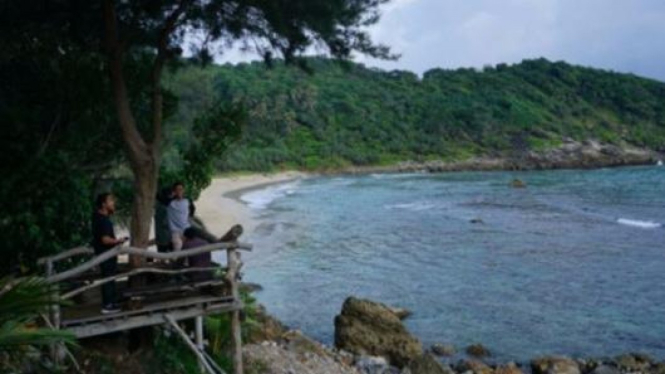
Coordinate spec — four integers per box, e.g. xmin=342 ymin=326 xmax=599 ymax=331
xmin=0 ymin=278 xmax=74 ymax=370
xmin=165 ymin=57 xmax=665 ymax=172
xmin=161 ymin=102 xmax=246 ymax=201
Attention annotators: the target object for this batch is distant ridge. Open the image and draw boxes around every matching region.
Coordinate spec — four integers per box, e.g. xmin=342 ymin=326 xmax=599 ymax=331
xmin=166 ymin=57 xmax=665 ymax=171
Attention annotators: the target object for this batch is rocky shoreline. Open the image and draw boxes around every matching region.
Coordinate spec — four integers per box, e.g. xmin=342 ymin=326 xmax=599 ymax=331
xmin=321 ymin=140 xmax=662 ymax=176
xmin=243 ymin=297 xmax=665 ymax=374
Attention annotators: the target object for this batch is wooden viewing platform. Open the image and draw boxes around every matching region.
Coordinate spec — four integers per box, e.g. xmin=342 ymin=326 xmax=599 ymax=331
xmin=38 ymin=228 xmax=252 ymax=374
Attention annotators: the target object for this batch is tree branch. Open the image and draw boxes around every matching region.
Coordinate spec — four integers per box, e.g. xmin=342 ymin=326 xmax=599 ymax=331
xmin=150 ymin=0 xmax=190 ymax=156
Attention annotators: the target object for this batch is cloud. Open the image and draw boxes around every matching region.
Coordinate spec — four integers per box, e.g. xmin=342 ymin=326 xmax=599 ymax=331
xmin=207 ymin=0 xmax=665 ymax=82
xmin=356 ymin=0 xmax=665 ymax=81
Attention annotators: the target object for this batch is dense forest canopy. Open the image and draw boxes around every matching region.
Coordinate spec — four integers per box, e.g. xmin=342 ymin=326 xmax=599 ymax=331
xmin=165 ymin=57 xmax=665 ymax=171
xmin=0 ymin=0 xmax=393 ymax=274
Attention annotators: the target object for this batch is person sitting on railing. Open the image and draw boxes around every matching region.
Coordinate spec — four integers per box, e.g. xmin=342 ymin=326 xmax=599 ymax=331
xmin=182 ymin=227 xmax=213 ymax=282
xmin=92 ymin=193 xmax=128 ymax=315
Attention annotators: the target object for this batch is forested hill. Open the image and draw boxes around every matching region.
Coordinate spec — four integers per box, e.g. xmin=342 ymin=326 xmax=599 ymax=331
xmin=165 ymin=57 xmax=665 ymax=171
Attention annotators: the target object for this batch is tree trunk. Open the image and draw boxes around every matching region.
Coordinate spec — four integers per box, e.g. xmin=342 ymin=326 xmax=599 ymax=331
xmin=128 ymin=155 xmax=158 ymax=268
xmin=104 ymin=0 xmax=160 ymax=257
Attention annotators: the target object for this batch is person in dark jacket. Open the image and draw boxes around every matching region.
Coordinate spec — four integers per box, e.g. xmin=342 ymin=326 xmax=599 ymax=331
xmin=154 ymin=187 xmax=174 ymax=252
xmin=91 ymin=193 xmax=128 ymax=314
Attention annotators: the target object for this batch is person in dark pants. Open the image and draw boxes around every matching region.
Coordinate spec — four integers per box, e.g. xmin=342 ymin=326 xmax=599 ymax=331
xmin=91 ymin=193 xmax=128 ymax=314
xmin=182 ymin=227 xmax=213 ymax=282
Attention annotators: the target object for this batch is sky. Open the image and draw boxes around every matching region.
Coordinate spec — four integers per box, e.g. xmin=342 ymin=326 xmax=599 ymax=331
xmin=217 ymin=0 xmax=665 ymax=82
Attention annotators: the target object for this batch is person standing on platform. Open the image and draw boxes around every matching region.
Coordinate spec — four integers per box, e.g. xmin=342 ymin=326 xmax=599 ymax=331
xmin=91 ymin=193 xmax=128 ymax=314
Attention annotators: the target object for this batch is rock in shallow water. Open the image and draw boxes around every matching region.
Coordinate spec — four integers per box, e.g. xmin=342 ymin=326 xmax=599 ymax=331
xmin=431 ymin=343 xmax=457 ymax=357
xmin=531 ymin=356 xmax=580 ymax=374
xmin=406 ymin=353 xmax=455 ymax=374
xmin=589 ymin=365 xmax=621 ymax=374
xmin=389 ymin=307 xmax=413 ymax=320
xmin=466 ymin=344 xmax=491 ymax=358
xmin=613 ymin=353 xmax=653 ymax=372
xmin=334 ymin=297 xmax=423 ymax=368
xmin=495 ymin=362 xmax=524 ymax=374
xmin=456 ymin=359 xmax=494 ymax=374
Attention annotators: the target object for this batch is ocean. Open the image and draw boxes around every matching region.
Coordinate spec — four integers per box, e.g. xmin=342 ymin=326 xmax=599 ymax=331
xmin=237 ymin=166 xmax=665 ymax=361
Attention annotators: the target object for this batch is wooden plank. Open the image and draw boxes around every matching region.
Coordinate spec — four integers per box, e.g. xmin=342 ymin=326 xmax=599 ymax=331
xmin=62 ymin=295 xmax=234 ymax=327
xmin=122 ymin=279 xmax=226 ymax=298
xmin=67 ymin=300 xmax=241 ymax=339
xmin=48 ymin=242 xmax=252 ymax=284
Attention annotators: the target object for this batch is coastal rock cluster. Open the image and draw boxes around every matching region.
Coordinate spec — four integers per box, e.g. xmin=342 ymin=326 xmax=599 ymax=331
xmin=336 ymin=140 xmax=661 ymax=175
xmin=245 ymin=297 xmax=665 ymax=374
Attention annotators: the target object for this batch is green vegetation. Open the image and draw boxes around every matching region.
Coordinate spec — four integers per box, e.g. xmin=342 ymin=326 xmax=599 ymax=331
xmin=0 ymin=278 xmax=74 ymax=371
xmin=165 ymin=57 xmax=665 ymax=172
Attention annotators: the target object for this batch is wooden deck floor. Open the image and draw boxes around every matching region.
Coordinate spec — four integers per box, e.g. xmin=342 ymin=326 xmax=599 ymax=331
xmin=61 ymin=284 xmax=240 ymax=338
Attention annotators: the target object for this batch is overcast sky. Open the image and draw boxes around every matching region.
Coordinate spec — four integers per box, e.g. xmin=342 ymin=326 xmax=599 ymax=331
xmin=219 ymin=0 xmax=665 ymax=81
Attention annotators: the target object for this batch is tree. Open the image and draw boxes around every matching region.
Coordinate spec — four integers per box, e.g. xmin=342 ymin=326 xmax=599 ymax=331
xmin=2 ymin=0 xmax=396 ymax=265
xmin=99 ymin=0 xmax=395 ymax=259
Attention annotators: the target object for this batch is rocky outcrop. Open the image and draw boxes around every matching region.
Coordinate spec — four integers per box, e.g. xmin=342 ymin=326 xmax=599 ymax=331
xmin=333 ymin=140 xmax=660 ymax=175
xmin=245 ymin=304 xmax=289 ymax=344
xmin=531 ymin=356 xmax=581 ymax=374
xmin=334 ymin=297 xmax=423 ymax=368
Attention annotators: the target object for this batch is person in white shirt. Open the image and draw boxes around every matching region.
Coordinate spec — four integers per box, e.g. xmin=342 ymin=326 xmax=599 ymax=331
xmin=167 ymin=181 xmax=191 ymax=251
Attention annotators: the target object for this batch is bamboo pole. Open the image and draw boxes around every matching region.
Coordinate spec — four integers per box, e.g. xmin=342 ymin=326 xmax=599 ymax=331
xmin=60 ymin=266 xmax=223 ymax=300
xmin=196 ymin=316 xmax=204 ymax=372
xmin=47 ymin=242 xmax=252 ymax=284
xmin=226 ymin=248 xmax=243 ymax=374
xmin=164 ymin=315 xmax=216 ymax=374
xmin=37 ymin=246 xmax=93 ymax=265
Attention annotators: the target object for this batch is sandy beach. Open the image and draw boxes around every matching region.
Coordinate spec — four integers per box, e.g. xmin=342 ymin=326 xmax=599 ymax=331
xmin=195 ymin=171 xmax=307 ymax=239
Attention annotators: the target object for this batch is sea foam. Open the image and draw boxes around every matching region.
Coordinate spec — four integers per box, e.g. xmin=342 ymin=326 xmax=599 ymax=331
xmin=617 ymin=218 xmax=662 ymax=229
xmin=240 ymin=181 xmax=300 ymax=210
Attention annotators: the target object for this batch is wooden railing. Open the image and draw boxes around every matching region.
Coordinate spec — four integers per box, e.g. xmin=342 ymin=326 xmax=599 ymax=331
xmin=39 ymin=237 xmax=252 ymax=374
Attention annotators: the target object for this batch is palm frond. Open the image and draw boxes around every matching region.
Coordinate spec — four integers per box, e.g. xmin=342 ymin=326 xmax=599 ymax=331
xmin=0 ymin=277 xmax=75 ymax=355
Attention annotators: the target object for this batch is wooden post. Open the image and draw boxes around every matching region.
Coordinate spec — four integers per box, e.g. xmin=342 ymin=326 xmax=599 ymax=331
xmin=226 ymin=248 xmax=243 ymax=374
xmin=45 ymin=260 xmax=64 ymax=365
xmin=195 ymin=316 xmax=204 ymax=372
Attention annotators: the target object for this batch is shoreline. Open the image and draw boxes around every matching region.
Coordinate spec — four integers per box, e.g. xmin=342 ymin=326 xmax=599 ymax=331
xmin=195 ymin=171 xmax=307 ymax=239
xmin=195 ymin=148 xmax=662 ymax=240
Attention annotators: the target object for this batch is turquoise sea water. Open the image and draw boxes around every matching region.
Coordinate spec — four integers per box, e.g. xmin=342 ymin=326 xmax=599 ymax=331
xmin=237 ymin=166 xmax=665 ymax=361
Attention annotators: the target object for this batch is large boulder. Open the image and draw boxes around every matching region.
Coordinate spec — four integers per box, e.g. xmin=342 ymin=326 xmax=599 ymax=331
xmin=334 ymin=297 xmax=423 ymax=368
xmin=531 ymin=356 xmax=581 ymax=374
